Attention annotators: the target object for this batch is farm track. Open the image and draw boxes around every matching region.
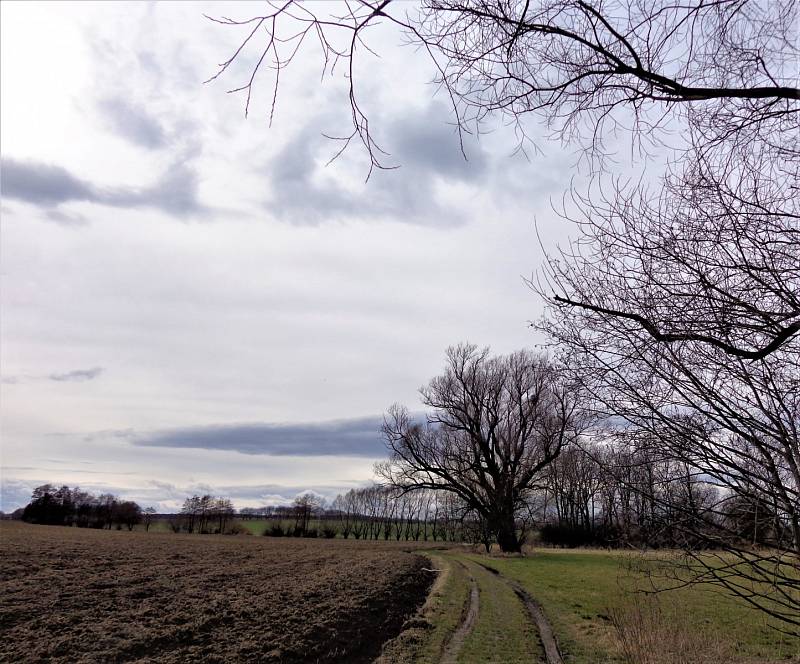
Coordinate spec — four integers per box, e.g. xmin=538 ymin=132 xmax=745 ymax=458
xmin=474 ymin=560 xmax=563 ymax=664
xmin=433 ymin=554 xmax=557 ymax=664
xmin=440 ymin=560 xmax=480 ymax=664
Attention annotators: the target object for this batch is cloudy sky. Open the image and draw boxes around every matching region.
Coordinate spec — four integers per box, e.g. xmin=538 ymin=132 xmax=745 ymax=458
xmin=0 ymin=1 xmax=580 ymax=511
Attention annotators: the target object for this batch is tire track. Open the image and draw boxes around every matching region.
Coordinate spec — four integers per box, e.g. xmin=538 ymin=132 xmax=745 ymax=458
xmin=440 ymin=560 xmax=479 ymax=664
xmin=475 ymin=561 xmax=563 ymax=664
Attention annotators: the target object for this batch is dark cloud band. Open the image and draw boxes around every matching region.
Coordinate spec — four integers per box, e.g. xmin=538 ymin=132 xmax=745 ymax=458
xmin=132 ymin=416 xmax=388 ymax=457
xmin=49 ymin=367 xmax=104 ymax=382
xmin=0 ymin=157 xmax=205 ymax=218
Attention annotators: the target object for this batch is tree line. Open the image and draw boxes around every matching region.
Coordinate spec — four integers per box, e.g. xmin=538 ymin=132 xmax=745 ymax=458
xmin=325 ymin=441 xmax=790 ymax=554
xmin=538 ymin=441 xmax=793 ymax=551
xmin=173 ymin=495 xmax=237 ymax=534
xmin=17 ymin=466 xmax=785 ymax=553
xmin=331 ymin=487 xmax=472 ymax=543
xmin=20 ymin=484 xmax=151 ymax=531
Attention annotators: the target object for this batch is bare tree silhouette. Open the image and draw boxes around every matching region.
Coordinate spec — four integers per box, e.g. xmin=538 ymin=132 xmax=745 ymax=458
xmin=379 ymin=344 xmax=587 ymax=552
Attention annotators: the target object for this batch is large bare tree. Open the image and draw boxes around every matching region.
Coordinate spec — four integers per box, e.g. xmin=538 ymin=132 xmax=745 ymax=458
xmin=379 ymin=344 xmax=585 ymax=552
xmin=209 ymin=0 xmax=799 ymax=626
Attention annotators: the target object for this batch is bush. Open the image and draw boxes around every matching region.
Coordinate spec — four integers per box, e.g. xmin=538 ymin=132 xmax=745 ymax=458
xmin=226 ymin=523 xmax=248 ymax=535
xmin=264 ymin=523 xmax=284 ymax=537
xmin=303 ymin=529 xmax=318 ymax=538
xmin=321 ymin=526 xmax=337 ymax=539
xmin=539 ymin=523 xmax=595 ymax=548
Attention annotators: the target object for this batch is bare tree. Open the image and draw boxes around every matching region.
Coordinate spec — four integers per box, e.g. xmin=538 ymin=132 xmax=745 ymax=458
xmin=332 ymin=490 xmax=357 ymax=538
xmin=116 ymin=501 xmax=143 ymax=531
xmin=142 ymin=507 xmax=157 ymax=532
xmin=209 ymin=0 xmax=798 ymax=627
xmin=207 ymin=1 xmax=797 ymax=169
xmin=212 ymin=498 xmax=236 ymax=534
xmin=379 ymin=343 xmax=585 ymax=552
xmin=96 ymin=493 xmax=118 ymax=530
xmin=293 ymin=492 xmax=323 ymax=536
xmin=535 ymin=135 xmax=799 ymax=629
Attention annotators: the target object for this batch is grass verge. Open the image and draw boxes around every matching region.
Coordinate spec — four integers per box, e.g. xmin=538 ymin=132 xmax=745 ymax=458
xmin=377 ymin=553 xmax=471 ymax=664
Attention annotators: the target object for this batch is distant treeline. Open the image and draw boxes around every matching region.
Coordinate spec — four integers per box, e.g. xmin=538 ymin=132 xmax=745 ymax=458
xmin=253 ymin=490 xmax=468 ymax=541
xmin=268 ymin=439 xmax=787 ymax=551
xmin=171 ymin=495 xmax=240 ymax=534
xmin=19 ymin=485 xmax=153 ymax=530
xmin=13 ymin=444 xmax=779 ymax=551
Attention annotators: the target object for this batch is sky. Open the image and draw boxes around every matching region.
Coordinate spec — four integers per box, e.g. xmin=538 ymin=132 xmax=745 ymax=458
xmin=0 ymin=1 xmax=582 ymax=511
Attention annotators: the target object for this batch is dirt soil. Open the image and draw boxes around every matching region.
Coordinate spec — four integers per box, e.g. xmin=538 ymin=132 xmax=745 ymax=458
xmin=0 ymin=522 xmax=434 ymax=663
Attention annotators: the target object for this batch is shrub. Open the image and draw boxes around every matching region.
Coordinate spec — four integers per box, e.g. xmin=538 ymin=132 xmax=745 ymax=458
xmin=264 ymin=523 xmax=284 ymax=537
xmin=321 ymin=526 xmax=337 ymax=539
xmin=539 ymin=523 xmax=594 ymax=548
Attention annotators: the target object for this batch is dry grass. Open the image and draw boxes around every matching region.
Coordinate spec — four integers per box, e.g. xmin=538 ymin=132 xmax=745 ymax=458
xmin=609 ymin=593 xmax=730 ymax=664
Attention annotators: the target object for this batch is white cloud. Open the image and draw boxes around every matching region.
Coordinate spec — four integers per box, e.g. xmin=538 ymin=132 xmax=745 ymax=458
xmin=1 ymin=1 xmax=568 ymax=507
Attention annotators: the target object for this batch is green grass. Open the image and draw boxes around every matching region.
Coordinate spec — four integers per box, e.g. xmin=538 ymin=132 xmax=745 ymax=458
xmin=471 ymin=549 xmax=800 ymax=664
xmin=134 ymin=518 xmax=301 ymax=536
xmin=237 ymin=519 xmax=271 ymax=535
xmin=469 ymin=550 xmax=625 ymax=662
xmin=457 ymin=558 xmax=544 ymax=663
xmin=137 ymin=519 xmax=174 ymax=533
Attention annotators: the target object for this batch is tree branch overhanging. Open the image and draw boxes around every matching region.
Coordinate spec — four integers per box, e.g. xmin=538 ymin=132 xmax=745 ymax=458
xmin=552 ymin=294 xmax=800 ymax=360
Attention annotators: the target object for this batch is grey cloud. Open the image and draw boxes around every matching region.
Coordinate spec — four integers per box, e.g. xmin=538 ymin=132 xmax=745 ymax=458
xmin=1 ymin=368 xmax=103 ymax=385
xmin=139 ymin=161 xmax=203 ymax=216
xmin=148 ymin=481 xmax=353 ymax=504
xmin=97 ymin=96 xmax=166 ymax=149
xmin=132 ymin=416 xmax=387 ymax=457
xmin=1 ymin=159 xmax=95 ymax=206
xmin=45 ymin=208 xmax=88 ymax=226
xmin=389 ymin=105 xmax=487 ymax=181
xmin=1 ymin=157 xmax=206 ymax=218
xmin=49 ymin=367 xmax=104 ymax=382
xmin=267 ymin=101 xmax=486 ymax=227
xmin=3 ymin=465 xmax=132 ymax=476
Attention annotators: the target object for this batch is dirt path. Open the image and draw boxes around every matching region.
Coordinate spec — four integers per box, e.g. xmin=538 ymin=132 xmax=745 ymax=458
xmin=440 ymin=560 xmax=480 ymax=664
xmin=475 ymin=561 xmax=563 ymax=664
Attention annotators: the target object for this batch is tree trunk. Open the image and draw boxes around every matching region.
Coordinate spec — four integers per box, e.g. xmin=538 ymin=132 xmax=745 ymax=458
xmin=494 ymin=513 xmax=521 ymax=553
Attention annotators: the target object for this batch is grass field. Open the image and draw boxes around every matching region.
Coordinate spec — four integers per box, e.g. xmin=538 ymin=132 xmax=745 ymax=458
xmin=139 ymin=518 xmax=343 ymax=536
xmin=379 ymin=546 xmax=799 ymax=664
xmin=458 ymin=559 xmax=544 ymax=663
xmin=415 ymin=548 xmax=799 ymax=664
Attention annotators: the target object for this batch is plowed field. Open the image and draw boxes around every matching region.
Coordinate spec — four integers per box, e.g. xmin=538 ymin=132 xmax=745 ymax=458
xmin=0 ymin=522 xmax=433 ymax=663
